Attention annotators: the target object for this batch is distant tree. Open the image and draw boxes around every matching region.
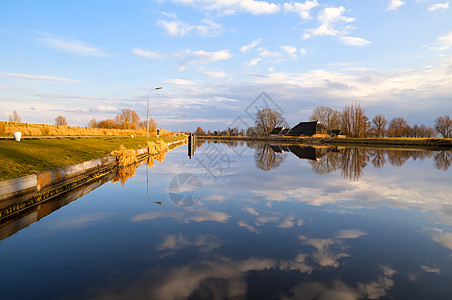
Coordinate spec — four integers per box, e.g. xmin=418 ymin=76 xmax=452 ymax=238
xmin=88 ymin=118 xmax=97 ymax=128
xmin=115 ymin=108 xmax=140 ymax=129
xmin=388 ymin=117 xmax=409 ymax=137
xmin=8 ymin=110 xmax=21 ymax=122
xmin=369 ymin=114 xmax=387 ymax=137
xmin=341 ymin=103 xmax=368 ymax=138
xmin=255 ymin=108 xmax=287 ymax=137
xmin=434 ymin=115 xmax=452 ymax=138
xmin=97 ymin=119 xmax=118 ymax=129
xmin=195 ymin=126 xmax=206 ymax=135
xmin=239 ymin=128 xmax=245 ymax=136
xmin=309 ymin=106 xmax=342 ymax=130
xmin=55 ymin=115 xmax=68 ymax=126
xmin=247 ymin=127 xmax=258 ymax=136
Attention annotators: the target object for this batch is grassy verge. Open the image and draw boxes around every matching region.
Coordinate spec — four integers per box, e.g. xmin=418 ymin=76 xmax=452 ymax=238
xmin=0 ymin=135 xmax=186 ymax=181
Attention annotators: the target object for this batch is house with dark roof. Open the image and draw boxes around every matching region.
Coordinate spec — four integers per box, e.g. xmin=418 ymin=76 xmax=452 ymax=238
xmin=270 ymin=126 xmax=290 ymax=136
xmin=286 ymin=121 xmax=335 ymax=137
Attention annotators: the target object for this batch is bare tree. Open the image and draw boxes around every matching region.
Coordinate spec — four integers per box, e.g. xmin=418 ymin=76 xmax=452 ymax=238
xmin=341 ymin=103 xmax=368 ymax=138
xmin=195 ymin=126 xmax=206 ymax=135
xmin=55 ymin=116 xmax=68 ymax=126
xmin=255 ymin=108 xmax=287 ymax=137
xmin=434 ymin=115 xmax=452 ymax=138
xmin=87 ymin=119 xmax=97 ymax=128
xmin=370 ymin=114 xmax=387 ymax=137
xmin=115 ymin=108 xmax=140 ymax=129
xmin=388 ymin=117 xmax=409 ymax=137
xmin=309 ymin=106 xmax=342 ymax=130
xmin=8 ymin=110 xmax=21 ymax=122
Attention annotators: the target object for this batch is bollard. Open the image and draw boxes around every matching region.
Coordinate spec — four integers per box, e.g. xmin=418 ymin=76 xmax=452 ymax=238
xmin=13 ymin=132 xmax=22 ymax=141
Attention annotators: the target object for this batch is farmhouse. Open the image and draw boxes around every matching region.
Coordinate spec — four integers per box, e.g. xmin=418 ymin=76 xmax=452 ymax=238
xmin=286 ymin=121 xmax=335 ymax=137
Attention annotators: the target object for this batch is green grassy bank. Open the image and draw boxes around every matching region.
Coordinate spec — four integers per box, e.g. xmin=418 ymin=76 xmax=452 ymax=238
xmin=0 ymin=135 xmax=185 ymax=181
xmin=198 ymin=135 xmax=452 ymax=148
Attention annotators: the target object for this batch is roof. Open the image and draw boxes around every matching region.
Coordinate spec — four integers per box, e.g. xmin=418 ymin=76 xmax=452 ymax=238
xmin=270 ymin=127 xmax=284 ymax=135
xmin=270 ymin=126 xmax=290 ymax=135
xmin=286 ymin=121 xmax=334 ymax=136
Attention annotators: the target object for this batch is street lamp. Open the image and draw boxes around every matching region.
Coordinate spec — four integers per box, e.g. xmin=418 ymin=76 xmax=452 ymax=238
xmin=147 ymin=86 xmax=162 ymax=139
xmin=179 ymin=115 xmax=186 ymax=135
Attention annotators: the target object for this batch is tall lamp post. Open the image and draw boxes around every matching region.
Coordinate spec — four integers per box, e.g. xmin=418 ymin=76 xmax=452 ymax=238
xmin=179 ymin=115 xmax=186 ymax=136
xmin=147 ymin=86 xmax=162 ymax=139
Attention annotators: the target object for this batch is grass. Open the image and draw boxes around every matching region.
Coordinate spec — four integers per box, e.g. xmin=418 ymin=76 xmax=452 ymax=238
xmin=0 ymin=121 xmax=173 ymax=137
xmin=0 ymin=135 xmax=186 ymax=181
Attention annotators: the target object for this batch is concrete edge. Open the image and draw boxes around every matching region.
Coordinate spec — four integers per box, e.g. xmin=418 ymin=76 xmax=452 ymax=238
xmin=0 ymin=139 xmax=186 ymax=203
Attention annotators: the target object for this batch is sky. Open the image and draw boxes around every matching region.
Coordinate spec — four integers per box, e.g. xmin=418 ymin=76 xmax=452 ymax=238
xmin=1 ymin=0 xmax=452 ymax=132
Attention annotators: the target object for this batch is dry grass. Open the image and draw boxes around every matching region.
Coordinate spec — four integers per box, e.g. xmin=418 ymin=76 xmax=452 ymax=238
xmin=110 ymin=145 xmax=138 ymax=166
xmin=0 ymin=121 xmax=173 ymax=137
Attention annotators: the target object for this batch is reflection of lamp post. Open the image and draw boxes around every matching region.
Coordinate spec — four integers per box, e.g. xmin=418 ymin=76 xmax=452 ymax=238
xmin=147 ymin=87 xmax=162 ymax=139
xmin=179 ymin=115 xmax=186 ymax=135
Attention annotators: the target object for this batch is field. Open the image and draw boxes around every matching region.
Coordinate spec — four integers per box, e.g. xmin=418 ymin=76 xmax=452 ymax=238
xmin=0 ymin=121 xmax=172 ymax=137
xmin=0 ymin=136 xmax=185 ymax=180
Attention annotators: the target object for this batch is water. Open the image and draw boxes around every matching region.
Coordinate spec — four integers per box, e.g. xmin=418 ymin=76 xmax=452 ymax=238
xmin=1 ymin=142 xmax=452 ymax=300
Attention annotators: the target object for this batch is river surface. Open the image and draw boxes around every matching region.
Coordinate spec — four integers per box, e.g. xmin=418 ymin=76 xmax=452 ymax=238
xmin=1 ymin=141 xmax=452 ymax=300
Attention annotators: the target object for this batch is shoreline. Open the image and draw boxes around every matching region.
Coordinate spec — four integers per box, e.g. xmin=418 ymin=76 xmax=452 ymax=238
xmin=197 ymin=135 xmax=452 ymax=149
xmin=0 ymin=139 xmax=186 ymax=220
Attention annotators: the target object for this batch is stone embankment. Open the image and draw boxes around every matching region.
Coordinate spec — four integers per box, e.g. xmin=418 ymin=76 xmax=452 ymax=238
xmin=0 ymin=139 xmax=186 ymax=219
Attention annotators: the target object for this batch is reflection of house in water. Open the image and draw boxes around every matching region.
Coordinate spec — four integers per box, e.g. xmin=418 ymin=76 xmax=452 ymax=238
xmin=270 ymin=144 xmax=337 ymax=161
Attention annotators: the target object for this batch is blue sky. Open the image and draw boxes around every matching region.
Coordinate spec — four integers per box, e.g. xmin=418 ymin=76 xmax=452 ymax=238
xmin=1 ymin=0 xmax=452 ymax=131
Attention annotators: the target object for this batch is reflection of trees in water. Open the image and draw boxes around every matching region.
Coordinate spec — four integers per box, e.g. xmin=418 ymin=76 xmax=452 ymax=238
xmin=309 ymin=151 xmax=341 ymax=175
xmin=340 ymin=148 xmax=368 ymax=181
xmin=254 ymin=143 xmax=286 ymax=171
xmin=309 ymin=147 xmax=449 ymax=181
xmin=369 ymin=149 xmax=386 ymax=169
xmin=434 ymin=151 xmax=452 ymax=171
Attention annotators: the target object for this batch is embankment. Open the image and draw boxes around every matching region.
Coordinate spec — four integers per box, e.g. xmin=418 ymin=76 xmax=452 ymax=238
xmin=0 ymin=139 xmax=186 ymax=219
xmin=197 ymin=136 xmax=452 ymax=149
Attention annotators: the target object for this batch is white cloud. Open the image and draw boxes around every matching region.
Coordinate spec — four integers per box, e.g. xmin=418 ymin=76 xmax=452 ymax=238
xmin=95 ymin=105 xmax=117 ymax=112
xmin=304 ymin=6 xmax=355 ymax=39
xmin=245 ymin=57 xmax=261 ymax=66
xmin=428 ymin=2 xmax=449 ymax=11
xmin=133 ymin=48 xmax=233 ymax=68
xmin=242 ymin=207 xmax=259 ymax=215
xmin=168 ymin=0 xmax=280 ymax=15
xmin=204 ymin=71 xmax=227 ymax=78
xmin=280 ymin=45 xmax=298 ymax=59
xmin=158 ymin=18 xmax=223 ymax=37
xmin=240 ymin=38 xmax=262 ymax=52
xmin=386 ymin=0 xmax=406 ymax=11
xmin=259 ymin=48 xmax=282 ymax=58
xmin=420 ymin=264 xmax=441 ymax=273
xmin=238 ymin=220 xmax=258 ymax=233
xmin=39 ymin=34 xmax=112 ymax=57
xmin=132 ymin=48 xmax=162 ymax=59
xmin=336 ymin=229 xmax=367 ymax=239
xmin=340 ymin=36 xmax=372 ymax=47
xmin=0 ymin=72 xmax=79 ymax=82
xmin=436 ymin=30 xmax=452 ymax=50
xmin=283 ymin=0 xmax=319 ymax=20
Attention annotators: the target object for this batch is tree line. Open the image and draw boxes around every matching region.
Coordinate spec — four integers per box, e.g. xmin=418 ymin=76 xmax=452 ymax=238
xmin=309 ymin=104 xmax=452 ymax=138
xmin=88 ymin=108 xmax=157 ymax=130
xmin=7 ymin=108 xmax=157 ymax=131
xmin=196 ymin=104 xmax=452 ymax=138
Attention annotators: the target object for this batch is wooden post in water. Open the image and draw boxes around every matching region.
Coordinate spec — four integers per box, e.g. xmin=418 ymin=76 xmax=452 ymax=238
xmin=188 ymin=133 xmax=197 ymax=159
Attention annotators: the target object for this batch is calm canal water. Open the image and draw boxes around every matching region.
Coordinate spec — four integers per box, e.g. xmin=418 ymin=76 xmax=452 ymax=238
xmin=1 ymin=141 xmax=452 ymax=300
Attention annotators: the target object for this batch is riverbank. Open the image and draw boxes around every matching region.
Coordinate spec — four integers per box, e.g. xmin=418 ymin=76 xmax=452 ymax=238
xmin=0 ymin=138 xmax=186 ymax=219
xmin=0 ymin=135 xmax=186 ymax=180
xmin=197 ymin=135 xmax=452 ymax=149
